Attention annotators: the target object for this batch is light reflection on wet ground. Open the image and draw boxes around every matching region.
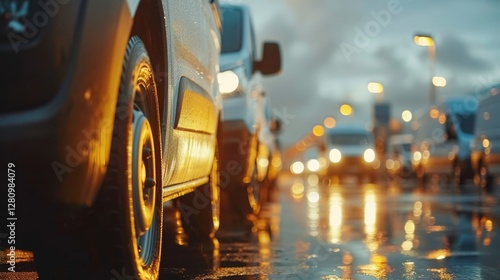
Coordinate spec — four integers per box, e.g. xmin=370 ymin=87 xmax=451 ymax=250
xmin=2 ymin=173 xmax=500 ymax=279
xmin=161 ymin=173 xmax=500 ymax=279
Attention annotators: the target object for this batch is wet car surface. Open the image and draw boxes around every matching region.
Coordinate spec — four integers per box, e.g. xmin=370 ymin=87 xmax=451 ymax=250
xmin=2 ymin=174 xmax=500 ymax=279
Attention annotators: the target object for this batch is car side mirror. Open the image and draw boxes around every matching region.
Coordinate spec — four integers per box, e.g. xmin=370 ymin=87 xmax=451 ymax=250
xmin=254 ymin=42 xmax=281 ymax=75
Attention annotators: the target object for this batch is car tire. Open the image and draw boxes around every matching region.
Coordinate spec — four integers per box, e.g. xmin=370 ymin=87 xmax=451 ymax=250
xmin=453 ymin=163 xmax=465 ymax=187
xmin=220 ymin=159 xmax=260 ymax=230
xmin=479 ymin=163 xmax=494 ymax=193
xmin=35 ymin=36 xmax=163 ymax=279
xmin=178 ymin=144 xmax=220 ymax=241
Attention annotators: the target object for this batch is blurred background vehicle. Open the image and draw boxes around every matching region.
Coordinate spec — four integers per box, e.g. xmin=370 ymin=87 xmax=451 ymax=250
xmin=412 ymin=98 xmax=477 ymax=186
xmin=0 ymin=1 xmax=222 ymax=278
xmin=325 ymin=124 xmax=379 ymax=183
xmin=217 ymin=3 xmax=281 ymax=228
xmin=386 ymin=134 xmax=415 ymax=179
xmin=471 ymin=84 xmax=500 ymax=193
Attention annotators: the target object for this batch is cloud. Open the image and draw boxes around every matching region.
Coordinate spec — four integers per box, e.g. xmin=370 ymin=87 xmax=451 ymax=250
xmin=436 ymin=35 xmax=492 ymax=73
xmin=240 ymin=0 xmax=500 ymax=147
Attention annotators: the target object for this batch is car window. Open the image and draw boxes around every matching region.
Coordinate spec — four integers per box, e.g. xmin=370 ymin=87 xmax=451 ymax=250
xmin=401 ymin=143 xmax=411 ymax=152
xmin=456 ymin=113 xmax=475 ymax=134
xmin=221 ymin=7 xmax=243 ymax=53
xmin=328 ymin=133 xmax=370 ymax=146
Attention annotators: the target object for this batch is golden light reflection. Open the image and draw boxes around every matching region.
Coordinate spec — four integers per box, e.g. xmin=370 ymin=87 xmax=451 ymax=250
xmin=340 ymin=104 xmax=353 ymax=116
xmin=438 ymin=113 xmax=446 ymax=124
xmin=364 ymin=191 xmax=377 ymax=251
xmin=306 ymin=159 xmax=320 ymax=173
xmin=483 ymin=139 xmax=490 ymax=149
xmin=403 ymin=262 xmax=415 ymax=278
xmin=485 ymin=219 xmax=493 ymax=232
xmin=483 ymin=237 xmax=491 ymax=246
xmin=429 ymin=106 xmax=439 ymax=119
xmin=404 ymin=220 xmax=415 ymax=234
xmin=358 ymin=254 xmax=393 ymax=279
xmin=367 ymin=82 xmax=384 ymax=93
xmin=324 ymin=116 xmax=336 ymax=128
xmin=483 ymin=111 xmax=490 ymax=120
xmin=271 ymin=157 xmax=282 ymax=168
xmin=307 ymin=174 xmax=319 ymax=185
xmin=364 ymin=191 xmax=377 ymax=227
xmin=307 ymin=186 xmax=320 ymax=236
xmin=425 ymin=249 xmax=449 ymax=260
xmin=329 ymin=192 xmax=343 ymax=243
xmin=432 ymin=76 xmax=447 ymax=87
xmin=290 ymin=161 xmax=305 ymax=174
xmin=401 ymin=240 xmax=413 ymax=251
xmin=291 ymin=184 xmax=304 ymax=202
xmin=427 ymin=268 xmax=453 ymax=279
xmin=402 ymin=110 xmax=413 ymax=122
xmin=313 ymin=125 xmax=325 ymax=137
xmin=414 ymin=35 xmax=435 ymax=46
xmin=258 ymin=230 xmax=271 ymax=270
xmin=307 ymin=191 xmax=320 ymax=203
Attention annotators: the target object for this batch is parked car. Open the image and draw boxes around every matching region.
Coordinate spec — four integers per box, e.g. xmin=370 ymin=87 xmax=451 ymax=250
xmin=412 ymin=98 xmax=477 ymax=186
xmin=386 ymin=134 xmax=414 ymax=178
xmin=217 ymin=3 xmax=281 ymax=226
xmin=0 ymin=1 xmax=222 ymax=278
xmin=471 ymin=84 xmax=500 ymax=193
xmin=325 ymin=124 xmax=379 ymax=183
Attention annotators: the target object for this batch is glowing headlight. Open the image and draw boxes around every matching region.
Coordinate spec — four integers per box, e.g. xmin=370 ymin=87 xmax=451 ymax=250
xmin=307 ymin=159 xmax=320 ymax=172
xmin=329 ymin=149 xmax=342 ymax=163
xmin=413 ymin=151 xmax=422 ymax=162
xmin=217 ymin=70 xmax=240 ymax=95
xmin=363 ymin=148 xmax=375 ymax=163
xmin=290 ymin=161 xmax=304 ymax=174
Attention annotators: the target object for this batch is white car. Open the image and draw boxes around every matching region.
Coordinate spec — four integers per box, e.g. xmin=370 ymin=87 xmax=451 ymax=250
xmin=325 ymin=124 xmax=379 ymax=183
xmin=0 ymin=1 xmax=223 ymax=278
xmin=217 ymin=3 xmax=281 ymax=227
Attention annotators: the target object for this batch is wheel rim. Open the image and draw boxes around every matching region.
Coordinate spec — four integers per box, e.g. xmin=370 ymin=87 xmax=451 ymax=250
xmin=132 ymin=108 xmax=157 ymax=265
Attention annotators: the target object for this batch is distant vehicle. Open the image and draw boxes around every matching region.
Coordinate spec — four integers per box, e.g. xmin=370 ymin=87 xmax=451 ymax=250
xmin=471 ymin=85 xmax=500 ymax=193
xmin=386 ymin=134 xmax=414 ymax=178
xmin=412 ymin=98 xmax=477 ymax=186
xmin=0 ymin=1 xmax=222 ymax=278
xmin=325 ymin=124 xmax=379 ymax=183
xmin=217 ymin=3 xmax=281 ymax=226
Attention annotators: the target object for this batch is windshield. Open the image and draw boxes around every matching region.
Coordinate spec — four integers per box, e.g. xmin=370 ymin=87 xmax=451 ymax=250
xmin=221 ymin=7 xmax=243 ymax=53
xmin=401 ymin=143 xmax=412 ymax=152
xmin=328 ymin=133 xmax=370 ymax=146
xmin=456 ymin=113 xmax=475 ymax=134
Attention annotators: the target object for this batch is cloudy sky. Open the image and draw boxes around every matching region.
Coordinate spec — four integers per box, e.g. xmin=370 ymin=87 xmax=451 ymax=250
xmin=233 ymin=0 xmax=500 ymax=147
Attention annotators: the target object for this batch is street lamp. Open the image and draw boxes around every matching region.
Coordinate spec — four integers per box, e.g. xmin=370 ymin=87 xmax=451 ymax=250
xmin=401 ymin=110 xmax=412 ymax=123
xmin=432 ymin=76 xmax=446 ymax=87
xmin=340 ymin=104 xmax=353 ymax=116
xmin=367 ymin=82 xmax=384 ymax=103
xmin=414 ymin=34 xmax=436 ymax=105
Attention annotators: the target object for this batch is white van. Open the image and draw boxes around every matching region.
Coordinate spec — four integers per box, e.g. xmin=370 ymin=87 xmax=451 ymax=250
xmin=325 ymin=124 xmax=379 ymax=183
